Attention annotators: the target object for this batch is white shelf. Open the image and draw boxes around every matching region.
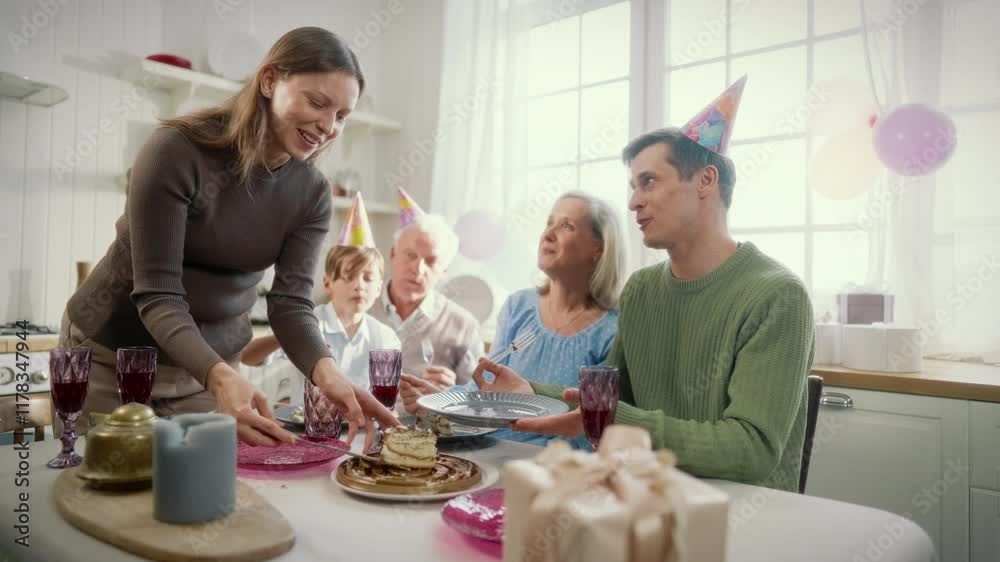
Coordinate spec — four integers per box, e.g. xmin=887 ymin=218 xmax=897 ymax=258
xmin=332 ymin=196 xmax=396 ymax=215
xmin=122 ymin=58 xmax=241 ymax=98
xmin=121 ymin=59 xmax=401 ymax=131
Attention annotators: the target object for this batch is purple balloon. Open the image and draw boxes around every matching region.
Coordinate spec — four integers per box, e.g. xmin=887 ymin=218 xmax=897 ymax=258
xmin=454 ymin=210 xmax=505 ymax=261
xmin=872 ymin=103 xmax=957 ymax=176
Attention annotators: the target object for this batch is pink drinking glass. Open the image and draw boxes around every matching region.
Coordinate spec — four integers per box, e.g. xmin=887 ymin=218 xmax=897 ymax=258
xmin=579 ymin=366 xmax=620 ymax=450
xmin=304 ymin=380 xmax=343 ymax=439
xmin=47 ymin=347 xmax=92 ymax=469
xmin=116 ymin=346 xmax=156 ymax=406
xmin=369 ymin=349 xmax=403 ymax=410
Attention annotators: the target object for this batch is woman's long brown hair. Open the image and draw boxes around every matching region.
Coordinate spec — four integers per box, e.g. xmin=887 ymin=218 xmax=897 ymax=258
xmin=161 ymin=27 xmax=365 ymax=182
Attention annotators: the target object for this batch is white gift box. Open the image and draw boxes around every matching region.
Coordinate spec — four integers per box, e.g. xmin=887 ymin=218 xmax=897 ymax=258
xmin=503 ymin=426 xmax=729 ymax=562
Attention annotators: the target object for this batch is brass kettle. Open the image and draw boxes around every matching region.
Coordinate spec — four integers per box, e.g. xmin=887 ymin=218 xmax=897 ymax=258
xmin=77 ymin=403 xmax=156 ymax=489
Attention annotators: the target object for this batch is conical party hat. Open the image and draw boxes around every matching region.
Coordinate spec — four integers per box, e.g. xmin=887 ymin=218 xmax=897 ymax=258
xmin=679 ymin=75 xmax=748 ymax=155
xmin=397 ymin=187 xmax=426 ymax=228
xmin=336 ymin=193 xmax=375 ymax=247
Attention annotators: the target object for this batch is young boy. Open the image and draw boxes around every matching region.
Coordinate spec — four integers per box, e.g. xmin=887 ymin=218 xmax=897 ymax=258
xmin=241 ymin=194 xmax=400 ymax=389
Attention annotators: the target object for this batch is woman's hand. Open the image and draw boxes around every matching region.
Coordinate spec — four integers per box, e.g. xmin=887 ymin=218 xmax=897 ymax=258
xmin=471 ymin=358 xmax=535 ymax=395
xmin=512 ymin=388 xmax=584 ymax=437
xmin=399 ymin=373 xmax=450 ymax=414
xmin=206 ymin=362 xmax=295 ymax=446
xmin=311 ymin=358 xmax=401 ymax=451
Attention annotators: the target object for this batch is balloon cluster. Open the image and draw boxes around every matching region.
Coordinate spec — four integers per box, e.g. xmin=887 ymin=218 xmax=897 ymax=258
xmin=807 ymin=79 xmax=957 ymax=200
xmin=453 ymin=209 xmax=505 ymax=261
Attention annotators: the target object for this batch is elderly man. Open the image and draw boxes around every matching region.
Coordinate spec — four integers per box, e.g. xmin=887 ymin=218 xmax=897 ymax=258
xmin=370 ymin=191 xmax=483 ymax=389
xmin=472 ymin=77 xmax=815 ymax=492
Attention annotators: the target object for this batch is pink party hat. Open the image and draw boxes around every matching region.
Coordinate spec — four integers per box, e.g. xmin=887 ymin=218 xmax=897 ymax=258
xmin=336 ymin=193 xmax=375 ymax=247
xmin=679 ymin=75 xmax=748 ymax=155
xmin=396 ymin=187 xmax=425 ymax=228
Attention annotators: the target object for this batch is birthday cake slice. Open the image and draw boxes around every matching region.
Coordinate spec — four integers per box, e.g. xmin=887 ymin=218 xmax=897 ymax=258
xmin=381 ymin=427 xmax=437 ymax=469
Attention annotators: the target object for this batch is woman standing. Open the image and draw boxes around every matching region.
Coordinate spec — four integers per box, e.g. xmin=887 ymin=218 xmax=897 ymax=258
xmin=401 ymin=191 xmax=626 ymax=448
xmin=62 ymin=27 xmax=396 ymax=447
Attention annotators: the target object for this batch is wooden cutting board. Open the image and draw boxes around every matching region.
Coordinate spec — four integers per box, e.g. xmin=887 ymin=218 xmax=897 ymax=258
xmin=54 ymin=468 xmax=294 ymax=561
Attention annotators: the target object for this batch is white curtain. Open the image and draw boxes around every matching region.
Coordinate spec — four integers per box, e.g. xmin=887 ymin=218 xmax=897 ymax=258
xmin=862 ymin=0 xmax=1000 ymax=360
xmin=429 ymin=0 xmax=540 ymax=294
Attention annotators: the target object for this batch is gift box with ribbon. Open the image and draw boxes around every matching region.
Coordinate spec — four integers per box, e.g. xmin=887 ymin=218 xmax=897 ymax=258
xmin=503 ymin=425 xmax=729 ymax=562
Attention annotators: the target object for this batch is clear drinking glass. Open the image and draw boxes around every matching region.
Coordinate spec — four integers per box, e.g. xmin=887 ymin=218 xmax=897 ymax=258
xmin=579 ymin=366 xmax=620 ymax=450
xmin=47 ymin=347 xmax=92 ymax=469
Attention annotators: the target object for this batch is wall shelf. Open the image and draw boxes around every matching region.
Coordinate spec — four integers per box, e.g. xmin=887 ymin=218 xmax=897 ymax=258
xmin=120 ymin=59 xmax=402 ymax=131
xmin=332 ymin=195 xmax=396 ymax=215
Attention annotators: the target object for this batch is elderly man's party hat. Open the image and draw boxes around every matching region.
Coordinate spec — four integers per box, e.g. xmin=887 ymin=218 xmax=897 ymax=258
xmin=336 ymin=193 xmax=375 ymax=247
xmin=397 ymin=187 xmax=426 ymax=228
xmin=680 ymin=75 xmax=748 ymax=155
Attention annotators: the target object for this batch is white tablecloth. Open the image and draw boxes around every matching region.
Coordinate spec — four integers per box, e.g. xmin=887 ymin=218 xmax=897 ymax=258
xmin=0 ymin=435 xmax=934 ymax=562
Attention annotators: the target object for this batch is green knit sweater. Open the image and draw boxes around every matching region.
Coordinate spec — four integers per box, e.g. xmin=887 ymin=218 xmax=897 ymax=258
xmin=532 ymin=242 xmax=815 ymax=492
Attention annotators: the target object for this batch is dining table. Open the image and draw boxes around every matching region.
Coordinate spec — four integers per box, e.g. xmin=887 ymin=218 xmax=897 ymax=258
xmin=0 ymin=432 xmax=935 ymax=562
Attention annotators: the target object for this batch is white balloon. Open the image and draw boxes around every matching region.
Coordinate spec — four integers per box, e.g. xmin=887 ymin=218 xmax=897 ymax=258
xmin=807 ymin=79 xmax=879 ymax=136
xmin=809 ymin=126 xmax=883 ymax=200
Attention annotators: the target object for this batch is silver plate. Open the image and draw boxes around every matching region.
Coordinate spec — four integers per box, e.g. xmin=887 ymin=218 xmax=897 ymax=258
xmin=398 ymin=415 xmax=498 ymax=442
xmin=416 ymin=392 xmax=569 ymax=428
xmin=274 ymin=404 xmax=305 ymax=427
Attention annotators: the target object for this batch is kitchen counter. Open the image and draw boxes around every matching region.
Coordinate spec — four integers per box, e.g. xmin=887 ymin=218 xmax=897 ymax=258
xmin=0 ymin=335 xmax=59 ymax=353
xmin=0 ymin=436 xmax=933 ymax=562
xmin=811 ymin=359 xmax=1000 ymax=402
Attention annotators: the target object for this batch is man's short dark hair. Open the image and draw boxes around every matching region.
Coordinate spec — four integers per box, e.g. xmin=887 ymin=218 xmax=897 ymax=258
xmin=621 ymin=128 xmax=737 ymax=209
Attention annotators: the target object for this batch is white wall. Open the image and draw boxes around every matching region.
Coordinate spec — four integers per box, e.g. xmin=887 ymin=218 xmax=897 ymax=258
xmin=375 ymin=0 xmax=446 ymax=210
xmin=0 ymin=0 xmax=447 ymax=326
xmin=0 ymin=0 xmax=165 ymax=326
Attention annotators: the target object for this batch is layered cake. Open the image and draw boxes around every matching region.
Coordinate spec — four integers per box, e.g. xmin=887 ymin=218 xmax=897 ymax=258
xmin=415 ymin=411 xmax=455 ymax=436
xmin=380 ymin=427 xmax=437 ymax=469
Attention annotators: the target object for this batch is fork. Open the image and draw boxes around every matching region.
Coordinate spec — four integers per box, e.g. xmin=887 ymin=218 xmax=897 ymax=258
xmin=487 ymin=328 xmax=538 ymax=364
xmin=292 ymin=434 xmax=388 ymax=466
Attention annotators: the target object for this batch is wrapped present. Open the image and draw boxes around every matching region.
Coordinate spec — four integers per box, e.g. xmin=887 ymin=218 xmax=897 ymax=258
xmin=503 ymin=425 xmax=729 ymax=562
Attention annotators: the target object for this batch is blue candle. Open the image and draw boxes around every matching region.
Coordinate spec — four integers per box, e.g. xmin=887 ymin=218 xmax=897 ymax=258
xmin=153 ymin=414 xmax=236 ymax=524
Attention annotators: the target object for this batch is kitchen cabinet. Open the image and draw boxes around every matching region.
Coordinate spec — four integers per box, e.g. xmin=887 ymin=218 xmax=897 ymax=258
xmin=805 ymin=386 xmax=969 ymax=562
xmin=970 ymin=401 xmax=1000 ymax=492
xmin=970 ymin=488 xmax=1000 ymax=562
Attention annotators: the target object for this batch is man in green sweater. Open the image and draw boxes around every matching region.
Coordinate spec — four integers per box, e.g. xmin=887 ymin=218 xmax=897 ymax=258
xmin=472 ymin=77 xmax=815 ymax=492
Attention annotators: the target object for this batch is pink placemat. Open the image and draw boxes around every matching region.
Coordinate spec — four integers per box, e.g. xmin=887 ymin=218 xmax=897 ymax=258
xmin=441 ymin=487 xmax=504 ymax=543
xmin=237 ymin=437 xmax=347 ymax=467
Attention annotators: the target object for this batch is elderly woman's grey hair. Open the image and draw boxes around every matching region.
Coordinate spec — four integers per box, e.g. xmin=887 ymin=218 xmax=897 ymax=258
xmin=540 ymin=191 xmax=627 ymax=310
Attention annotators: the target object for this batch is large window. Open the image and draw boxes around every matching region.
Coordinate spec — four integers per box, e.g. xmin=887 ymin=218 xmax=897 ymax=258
xmin=520 ymin=0 xmax=885 ymax=314
xmin=663 ymin=0 xmax=882 ymax=314
xmin=516 ymin=0 xmax=633 ymax=258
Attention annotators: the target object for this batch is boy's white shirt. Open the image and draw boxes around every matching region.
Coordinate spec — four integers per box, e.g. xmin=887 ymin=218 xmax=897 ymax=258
xmin=267 ymin=303 xmax=402 ymax=390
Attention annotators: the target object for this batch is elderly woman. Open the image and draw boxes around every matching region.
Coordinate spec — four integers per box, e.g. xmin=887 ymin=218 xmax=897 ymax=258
xmin=400 ymin=191 xmax=627 ymax=447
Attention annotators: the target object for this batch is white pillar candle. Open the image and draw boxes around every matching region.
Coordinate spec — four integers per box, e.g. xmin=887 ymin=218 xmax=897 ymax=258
xmin=153 ymin=413 xmax=236 ymax=524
